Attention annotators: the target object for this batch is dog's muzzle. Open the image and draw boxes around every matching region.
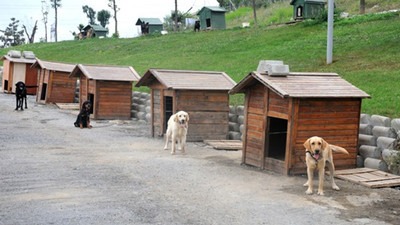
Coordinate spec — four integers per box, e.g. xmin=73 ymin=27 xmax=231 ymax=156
xmin=313 ymin=150 xmax=321 ymax=160
xmin=179 ymin=120 xmax=186 ymax=127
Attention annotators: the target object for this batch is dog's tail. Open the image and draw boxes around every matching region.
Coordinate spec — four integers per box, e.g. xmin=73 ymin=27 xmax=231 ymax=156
xmin=330 ymin=145 xmax=349 ymax=154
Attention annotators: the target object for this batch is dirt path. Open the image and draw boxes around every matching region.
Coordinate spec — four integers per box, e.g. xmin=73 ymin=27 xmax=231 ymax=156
xmin=0 ymin=92 xmax=399 ymax=225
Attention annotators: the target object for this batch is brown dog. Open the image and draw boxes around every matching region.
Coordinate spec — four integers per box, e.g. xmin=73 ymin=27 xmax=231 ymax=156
xmin=303 ymin=136 xmax=349 ymax=195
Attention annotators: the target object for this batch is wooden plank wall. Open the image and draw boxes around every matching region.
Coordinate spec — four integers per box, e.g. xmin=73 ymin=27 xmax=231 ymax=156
xmin=47 ymin=72 xmax=76 ymax=103
xmin=2 ymin=60 xmax=11 ymax=92
xmin=36 ymin=69 xmax=45 ymax=102
xmin=290 ymin=98 xmax=361 ymax=174
xmin=176 ymin=90 xmax=229 ymax=142
xmin=243 ymin=83 xmax=266 ymax=167
xmin=25 ymin=63 xmax=37 ymax=95
xmin=268 ymin=90 xmax=289 ymax=119
xmin=79 ymin=76 xmax=88 ymax=105
xmin=152 ymin=89 xmax=162 ymax=137
xmin=96 ymin=81 xmax=132 ymax=120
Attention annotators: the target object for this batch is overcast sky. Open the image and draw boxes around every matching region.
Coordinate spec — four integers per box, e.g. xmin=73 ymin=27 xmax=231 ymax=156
xmin=0 ymin=0 xmax=218 ymax=42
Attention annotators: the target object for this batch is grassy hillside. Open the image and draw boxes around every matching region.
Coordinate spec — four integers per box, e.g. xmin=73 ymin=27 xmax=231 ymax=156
xmin=1 ymin=12 xmax=399 ymax=117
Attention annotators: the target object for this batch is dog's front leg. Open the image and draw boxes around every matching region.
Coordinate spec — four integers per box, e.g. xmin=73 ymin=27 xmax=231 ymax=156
xmin=181 ymin=136 xmax=186 ymax=155
xmin=15 ymin=96 xmax=19 ymax=110
xmin=24 ymin=97 xmax=27 ymax=109
xmin=305 ymin=167 xmax=314 ymax=195
xmin=164 ymin=130 xmax=170 ymax=150
xmin=317 ymin=162 xmax=325 ymax=195
xmin=171 ymin=135 xmax=176 ymax=155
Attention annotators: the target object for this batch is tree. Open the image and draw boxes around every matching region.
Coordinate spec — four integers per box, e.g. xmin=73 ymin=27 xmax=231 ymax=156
xmin=360 ymin=0 xmax=365 ymax=14
xmin=97 ymin=10 xmax=111 ymax=28
xmin=23 ymin=20 xmax=38 ymax=44
xmin=0 ymin=18 xmax=26 ymax=48
xmin=41 ymin=0 xmax=49 ymax=42
xmin=82 ymin=5 xmax=96 ymax=25
xmin=108 ymin=0 xmax=119 ymax=37
xmin=50 ymin=0 xmax=62 ymax=42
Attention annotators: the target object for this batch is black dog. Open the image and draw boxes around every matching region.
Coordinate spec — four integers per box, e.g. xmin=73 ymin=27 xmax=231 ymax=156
xmin=194 ymin=20 xmax=200 ymax=32
xmin=15 ymin=81 xmax=27 ymax=110
xmin=74 ymin=100 xmax=92 ymax=129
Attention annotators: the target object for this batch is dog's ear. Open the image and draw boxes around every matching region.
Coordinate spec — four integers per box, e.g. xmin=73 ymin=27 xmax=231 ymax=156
xmin=174 ymin=114 xmax=178 ymax=122
xmin=303 ymin=138 xmax=311 ymax=150
xmin=321 ymin=138 xmax=328 ymax=150
xmin=186 ymin=113 xmax=189 ymax=122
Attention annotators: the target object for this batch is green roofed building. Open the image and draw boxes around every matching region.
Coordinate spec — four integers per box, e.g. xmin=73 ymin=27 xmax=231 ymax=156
xmin=135 ymin=18 xmax=163 ymax=35
xmin=82 ymin=24 xmax=108 ymax=38
xmin=197 ymin=6 xmax=227 ymax=30
xmin=290 ymin=0 xmax=326 ymax=20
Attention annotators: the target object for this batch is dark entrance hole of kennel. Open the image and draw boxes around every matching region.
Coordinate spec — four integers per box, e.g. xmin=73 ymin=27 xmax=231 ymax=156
xmin=40 ymin=83 xmax=47 ymax=101
xmin=88 ymin=93 xmax=94 ymax=114
xmin=164 ymin=96 xmax=173 ymax=133
xmin=265 ymin=117 xmax=287 ymax=161
xmin=4 ymin=80 xmax=8 ymax=92
xmin=206 ymin=18 xmax=211 ymax=28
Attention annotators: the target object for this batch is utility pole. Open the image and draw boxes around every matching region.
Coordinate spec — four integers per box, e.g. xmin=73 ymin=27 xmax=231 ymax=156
xmin=327 ymin=0 xmax=334 ymax=64
xmin=174 ymin=0 xmax=178 ymax=31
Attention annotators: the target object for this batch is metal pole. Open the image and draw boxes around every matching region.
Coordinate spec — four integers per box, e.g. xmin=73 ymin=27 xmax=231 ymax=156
xmin=327 ymin=0 xmax=334 ymax=64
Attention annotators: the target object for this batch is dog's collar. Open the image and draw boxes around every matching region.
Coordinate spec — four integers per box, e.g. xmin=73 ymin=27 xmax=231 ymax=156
xmin=306 ymin=150 xmax=319 ymax=164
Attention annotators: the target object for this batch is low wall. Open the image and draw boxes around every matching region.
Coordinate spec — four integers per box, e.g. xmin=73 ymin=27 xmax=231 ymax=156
xmin=131 ymin=91 xmax=151 ymax=123
xmin=358 ymin=114 xmax=400 ymax=175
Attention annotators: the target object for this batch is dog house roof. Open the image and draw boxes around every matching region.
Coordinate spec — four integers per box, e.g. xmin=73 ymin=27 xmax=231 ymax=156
xmin=0 ymin=55 xmax=36 ymax=64
xmin=135 ymin=69 xmax=236 ymax=90
xmin=229 ymin=71 xmax=370 ymax=98
xmin=69 ymin=64 xmax=141 ymax=82
xmin=32 ymin=59 xmax=76 ymax=73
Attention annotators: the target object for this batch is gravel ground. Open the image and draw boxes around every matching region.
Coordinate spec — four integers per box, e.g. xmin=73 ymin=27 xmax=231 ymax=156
xmin=0 ymin=92 xmax=399 ymax=225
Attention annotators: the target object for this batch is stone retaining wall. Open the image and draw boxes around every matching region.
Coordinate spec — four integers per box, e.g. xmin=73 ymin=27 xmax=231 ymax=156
xmin=131 ymin=91 xmax=151 ymax=122
xmin=358 ymin=114 xmax=400 ymax=175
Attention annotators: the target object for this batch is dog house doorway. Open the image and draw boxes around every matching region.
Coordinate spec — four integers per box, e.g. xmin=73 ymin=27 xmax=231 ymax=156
xmin=40 ymin=83 xmax=47 ymax=101
xmin=265 ymin=117 xmax=288 ymax=161
xmin=4 ymin=80 xmax=8 ymax=92
xmin=206 ymin=18 xmax=211 ymax=28
xmin=296 ymin=6 xmax=303 ymax=18
xmin=163 ymin=96 xmax=173 ymax=132
xmin=87 ymin=93 xmax=94 ymax=114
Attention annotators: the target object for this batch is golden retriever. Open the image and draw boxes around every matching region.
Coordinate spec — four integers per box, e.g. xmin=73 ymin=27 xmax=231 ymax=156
xmin=303 ymin=136 xmax=349 ymax=195
xmin=163 ymin=111 xmax=189 ymax=155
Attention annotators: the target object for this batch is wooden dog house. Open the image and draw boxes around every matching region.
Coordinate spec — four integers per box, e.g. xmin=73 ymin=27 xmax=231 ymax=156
xmin=31 ymin=59 xmax=76 ymax=104
xmin=135 ymin=69 xmax=236 ymax=141
xmin=69 ymin=64 xmax=140 ymax=120
xmin=1 ymin=50 xmax=37 ymax=94
xmin=290 ymin=0 xmax=326 ymax=20
xmin=229 ymin=70 xmax=370 ymax=175
xmin=197 ymin=6 xmax=227 ymax=30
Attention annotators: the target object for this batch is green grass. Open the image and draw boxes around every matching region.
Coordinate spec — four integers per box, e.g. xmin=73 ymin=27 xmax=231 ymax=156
xmin=1 ymin=12 xmax=400 ymax=117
